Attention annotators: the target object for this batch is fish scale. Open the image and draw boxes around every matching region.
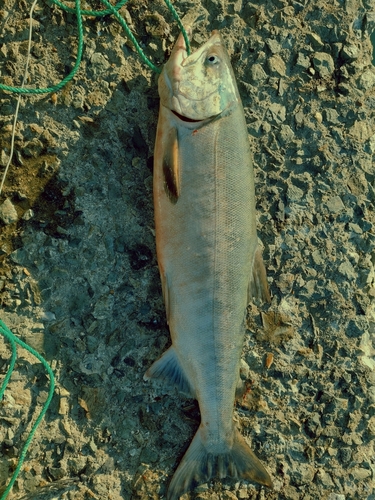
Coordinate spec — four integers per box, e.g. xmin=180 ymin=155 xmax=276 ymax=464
xmin=145 ymin=29 xmax=272 ymax=499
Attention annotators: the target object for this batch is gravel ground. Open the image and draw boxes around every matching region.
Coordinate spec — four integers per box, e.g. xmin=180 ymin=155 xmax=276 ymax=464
xmin=1 ymin=0 xmax=375 ymax=499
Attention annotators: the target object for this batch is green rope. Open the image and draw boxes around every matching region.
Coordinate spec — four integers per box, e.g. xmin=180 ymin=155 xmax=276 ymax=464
xmin=0 ymin=0 xmax=191 ymax=94
xmin=0 ymin=327 xmax=16 ymax=401
xmin=0 ymin=320 xmax=55 ymax=500
xmin=164 ymin=0 xmax=191 ymax=57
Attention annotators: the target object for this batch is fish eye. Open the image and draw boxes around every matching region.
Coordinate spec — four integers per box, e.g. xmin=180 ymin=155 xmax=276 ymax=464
xmin=205 ymin=54 xmax=220 ymax=65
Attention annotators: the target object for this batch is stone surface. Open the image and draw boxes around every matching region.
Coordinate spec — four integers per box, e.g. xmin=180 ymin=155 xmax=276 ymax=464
xmin=0 ymin=1 xmax=374 ymax=499
xmin=0 ymin=198 xmax=18 ymax=224
xmin=312 ymin=52 xmax=335 ymax=77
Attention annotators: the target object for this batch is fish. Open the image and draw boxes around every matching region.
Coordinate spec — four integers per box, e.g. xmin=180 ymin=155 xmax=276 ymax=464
xmin=145 ymin=28 xmax=273 ymax=499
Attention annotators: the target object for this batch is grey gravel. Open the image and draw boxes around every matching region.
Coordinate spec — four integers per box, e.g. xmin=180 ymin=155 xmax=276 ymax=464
xmin=0 ymin=0 xmax=375 ymax=499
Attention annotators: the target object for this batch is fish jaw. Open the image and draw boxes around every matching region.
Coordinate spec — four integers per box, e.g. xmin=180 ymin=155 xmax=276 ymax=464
xmin=158 ymin=29 xmax=239 ymax=121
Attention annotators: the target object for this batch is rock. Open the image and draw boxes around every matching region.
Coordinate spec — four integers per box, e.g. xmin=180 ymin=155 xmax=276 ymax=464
xmin=350 ymin=467 xmax=371 ymax=480
xmin=287 ymin=184 xmax=304 ymax=202
xmin=237 ymin=488 xmax=249 ymax=499
xmin=338 ymin=261 xmax=357 ymax=281
xmin=340 ymin=44 xmax=360 ymax=61
xmin=315 ymin=469 xmax=335 ymax=487
xmin=368 ymin=134 xmax=375 ymax=153
xmin=324 ymin=108 xmax=339 ymax=123
xmin=350 ymin=120 xmax=374 ymax=142
xmin=268 ymin=54 xmax=286 ymax=76
xmin=0 ymin=198 xmax=18 ymax=224
xmin=267 ymin=103 xmax=286 ymax=124
xmin=22 ymin=208 xmax=34 ymax=221
xmin=326 ymin=195 xmax=345 ymax=213
xmin=90 ymin=52 xmax=110 ymax=75
xmin=307 ymin=32 xmax=324 ymax=50
xmin=23 ymin=138 xmax=44 ymax=158
xmin=358 ymin=68 xmax=375 ymax=90
xmin=221 ymin=492 xmax=238 ymax=500
xmin=347 ymin=318 xmax=367 ymax=338
xmin=250 ymin=63 xmax=267 ymax=83
xmin=277 ymin=124 xmax=295 ymax=144
xmin=313 ymin=52 xmax=335 ymax=78
xmin=290 ymin=463 xmax=315 ymax=485
xmin=295 ymin=52 xmax=310 ymax=69
xmin=314 ymin=111 xmax=323 ymax=123
xmin=266 ymin=38 xmax=282 ymax=54
xmin=0 ymin=149 xmax=10 ymax=167
xmin=305 ymin=412 xmax=322 ymax=437
xmin=367 ymin=416 xmax=375 ymax=436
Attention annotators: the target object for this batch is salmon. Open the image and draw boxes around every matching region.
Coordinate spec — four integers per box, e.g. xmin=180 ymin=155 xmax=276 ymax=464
xmin=145 ymin=29 xmax=273 ymax=499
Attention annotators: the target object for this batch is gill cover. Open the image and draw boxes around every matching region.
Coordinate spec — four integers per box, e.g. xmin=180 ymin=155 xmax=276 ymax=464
xmin=158 ymin=30 xmax=239 ymax=120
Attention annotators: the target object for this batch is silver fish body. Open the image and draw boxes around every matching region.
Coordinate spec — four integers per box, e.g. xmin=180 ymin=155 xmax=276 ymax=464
xmin=145 ymin=30 xmax=272 ymax=499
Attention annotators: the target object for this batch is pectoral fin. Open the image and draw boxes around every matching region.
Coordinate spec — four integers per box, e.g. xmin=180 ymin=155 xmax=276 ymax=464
xmin=248 ymin=247 xmax=271 ymax=303
xmin=162 ymin=126 xmax=180 ymax=204
xmin=144 ymin=346 xmax=194 ymax=398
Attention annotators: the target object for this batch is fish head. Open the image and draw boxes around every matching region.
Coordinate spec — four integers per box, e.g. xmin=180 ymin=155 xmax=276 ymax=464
xmin=159 ymin=29 xmax=239 ymax=121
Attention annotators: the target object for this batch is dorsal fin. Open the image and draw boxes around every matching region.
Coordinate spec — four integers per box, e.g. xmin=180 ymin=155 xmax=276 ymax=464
xmin=162 ymin=127 xmax=180 ymax=204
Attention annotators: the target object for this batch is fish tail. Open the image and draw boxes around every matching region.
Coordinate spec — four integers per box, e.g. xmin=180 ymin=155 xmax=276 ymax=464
xmin=167 ymin=426 xmax=273 ymax=500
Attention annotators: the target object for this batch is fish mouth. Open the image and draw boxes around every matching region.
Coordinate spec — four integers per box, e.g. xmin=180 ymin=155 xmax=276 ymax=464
xmin=171 ymin=109 xmax=221 ymax=124
xmin=171 ymin=110 xmax=205 ymax=123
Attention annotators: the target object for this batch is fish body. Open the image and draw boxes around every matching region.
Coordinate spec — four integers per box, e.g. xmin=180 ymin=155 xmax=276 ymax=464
xmin=145 ymin=30 xmax=272 ymax=499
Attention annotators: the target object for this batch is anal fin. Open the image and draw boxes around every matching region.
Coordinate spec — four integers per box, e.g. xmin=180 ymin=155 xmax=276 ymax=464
xmin=144 ymin=346 xmax=194 ymax=398
xmin=248 ymin=246 xmax=271 ymax=304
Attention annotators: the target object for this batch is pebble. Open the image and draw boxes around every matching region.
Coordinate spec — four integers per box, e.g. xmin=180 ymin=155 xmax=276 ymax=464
xmin=295 ymin=52 xmax=310 ymax=69
xmin=250 ymin=63 xmax=267 ymax=83
xmin=315 ymin=469 xmax=335 ymax=487
xmin=287 ymin=184 xmax=304 ymax=202
xmin=0 ymin=149 xmax=10 ymax=167
xmin=312 ymin=52 xmax=335 ymax=78
xmin=307 ymin=32 xmax=324 ymax=50
xmin=22 ymin=208 xmax=34 ymax=221
xmin=340 ymin=44 xmax=360 ymax=61
xmin=350 ymin=468 xmax=371 ymax=480
xmin=290 ymin=463 xmax=315 ymax=485
xmin=326 ymin=195 xmax=345 ymax=213
xmin=90 ymin=52 xmax=110 ymax=75
xmin=358 ymin=68 xmax=375 ymax=90
xmin=368 ymin=416 xmax=375 ymax=435
xmin=0 ymin=198 xmax=18 ymax=224
xmin=277 ymin=124 xmax=294 ymax=144
xmin=23 ymin=138 xmax=43 ymax=158
xmin=338 ymin=261 xmax=356 ymax=280
xmin=268 ymin=54 xmax=287 ymax=76
xmin=267 ymin=103 xmax=286 ymax=124
xmin=324 ymin=108 xmax=339 ymax=123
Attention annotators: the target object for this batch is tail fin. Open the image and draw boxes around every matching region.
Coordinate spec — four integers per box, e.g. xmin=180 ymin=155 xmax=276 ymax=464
xmin=167 ymin=426 xmax=272 ymax=500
